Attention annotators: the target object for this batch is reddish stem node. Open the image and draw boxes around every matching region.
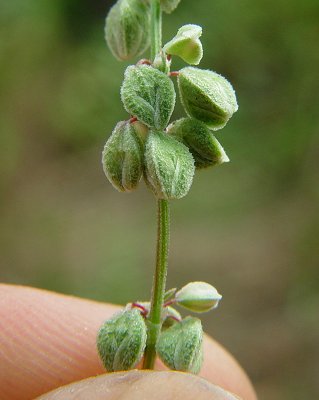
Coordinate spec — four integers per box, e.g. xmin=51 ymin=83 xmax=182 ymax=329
xmin=137 ymin=58 xmax=152 ymax=66
xmin=132 ymin=302 xmax=148 ymax=316
xmin=167 ymin=315 xmax=181 ymax=323
xmin=169 ymin=71 xmax=180 ymax=77
xmin=129 ymin=116 xmax=138 ymax=124
xmin=163 ymin=299 xmax=176 ymax=307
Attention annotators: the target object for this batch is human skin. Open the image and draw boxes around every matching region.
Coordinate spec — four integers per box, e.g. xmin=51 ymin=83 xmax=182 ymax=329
xmin=0 ymin=284 xmax=257 ymax=400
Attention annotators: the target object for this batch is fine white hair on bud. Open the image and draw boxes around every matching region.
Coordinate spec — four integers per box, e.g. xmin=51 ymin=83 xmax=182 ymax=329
xmin=144 ymin=130 xmax=195 ymax=200
xmin=163 ymin=24 xmax=203 ymax=65
xmin=156 ymin=316 xmax=203 ymax=374
xmin=175 ymin=281 xmax=222 ymax=313
xmin=105 ymin=0 xmax=150 ymax=61
xmin=102 ymin=120 xmax=146 ymax=192
xmin=178 ymin=67 xmax=238 ymax=130
xmin=97 ymin=309 xmax=147 ymax=372
xmin=121 ymin=65 xmax=176 ymax=130
xmin=167 ymin=118 xmax=229 ymax=169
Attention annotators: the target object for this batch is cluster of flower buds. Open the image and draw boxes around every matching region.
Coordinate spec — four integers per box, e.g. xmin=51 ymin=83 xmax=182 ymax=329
xmin=97 ymin=281 xmax=222 ymax=373
xmin=102 ymin=0 xmax=238 ymax=200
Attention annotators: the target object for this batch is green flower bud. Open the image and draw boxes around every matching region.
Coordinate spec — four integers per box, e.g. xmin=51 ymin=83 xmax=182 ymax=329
xmin=161 ymin=0 xmax=181 ymax=14
xmin=162 ymin=306 xmax=182 ymax=328
xmin=153 ymin=50 xmax=172 ymax=74
xmin=166 ymin=306 xmax=181 ymax=321
xmin=164 ymin=287 xmax=177 ymax=302
xmin=163 ymin=25 xmax=203 ymax=65
xmin=105 ymin=0 xmax=150 ymax=61
xmin=176 ymin=281 xmax=222 ymax=313
xmin=157 ymin=316 xmax=203 ymax=374
xmin=97 ymin=309 xmax=147 ymax=372
xmin=167 ymin=118 xmax=229 ymax=169
xmin=178 ymin=67 xmax=238 ymax=130
xmin=102 ymin=120 xmax=146 ymax=192
xmin=121 ymin=65 xmax=176 ymax=130
xmin=144 ymin=130 xmax=195 ymax=199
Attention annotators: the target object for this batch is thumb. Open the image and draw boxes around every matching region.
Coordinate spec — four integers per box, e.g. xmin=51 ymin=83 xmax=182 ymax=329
xmin=36 ymin=370 xmax=241 ymax=400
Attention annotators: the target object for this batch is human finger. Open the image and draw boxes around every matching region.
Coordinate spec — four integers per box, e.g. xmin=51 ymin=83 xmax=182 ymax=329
xmin=0 ymin=284 xmax=256 ymax=400
xmin=36 ymin=370 xmax=241 ymax=400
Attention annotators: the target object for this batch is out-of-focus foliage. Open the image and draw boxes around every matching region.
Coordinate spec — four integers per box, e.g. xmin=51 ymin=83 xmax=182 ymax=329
xmin=0 ymin=0 xmax=318 ymax=399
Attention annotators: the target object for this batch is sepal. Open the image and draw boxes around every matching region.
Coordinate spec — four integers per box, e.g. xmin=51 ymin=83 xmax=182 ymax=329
xmin=167 ymin=118 xmax=229 ymax=169
xmin=121 ymin=65 xmax=176 ymax=130
xmin=161 ymin=0 xmax=182 ymax=14
xmin=102 ymin=120 xmax=146 ymax=192
xmin=105 ymin=0 xmax=150 ymax=61
xmin=144 ymin=130 xmax=195 ymax=199
xmin=97 ymin=309 xmax=147 ymax=372
xmin=156 ymin=316 xmax=203 ymax=374
xmin=178 ymin=67 xmax=238 ymax=130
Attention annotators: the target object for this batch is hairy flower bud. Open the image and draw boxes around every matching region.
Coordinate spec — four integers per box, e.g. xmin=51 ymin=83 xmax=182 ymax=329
xmin=97 ymin=309 xmax=147 ymax=372
xmin=153 ymin=50 xmax=172 ymax=74
xmin=161 ymin=0 xmax=182 ymax=14
xmin=157 ymin=316 xmax=203 ymax=374
xmin=105 ymin=0 xmax=150 ymax=61
xmin=144 ymin=130 xmax=195 ymax=199
xmin=164 ymin=25 xmax=203 ymax=65
xmin=178 ymin=67 xmax=238 ymax=130
xmin=167 ymin=118 xmax=229 ymax=169
xmin=102 ymin=121 xmax=146 ymax=192
xmin=121 ymin=65 xmax=176 ymax=130
xmin=175 ymin=281 xmax=222 ymax=313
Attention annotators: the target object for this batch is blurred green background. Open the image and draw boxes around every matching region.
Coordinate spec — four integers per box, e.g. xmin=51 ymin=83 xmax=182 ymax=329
xmin=0 ymin=0 xmax=318 ymax=398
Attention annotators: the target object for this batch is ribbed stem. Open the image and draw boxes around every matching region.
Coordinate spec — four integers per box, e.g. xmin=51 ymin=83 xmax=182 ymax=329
xmin=142 ymin=0 xmax=167 ymax=370
xmin=150 ymin=0 xmax=162 ymax=60
xmin=143 ymin=199 xmax=170 ymax=369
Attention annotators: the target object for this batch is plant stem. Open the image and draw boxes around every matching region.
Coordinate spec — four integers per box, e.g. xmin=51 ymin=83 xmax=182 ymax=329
xmin=143 ymin=199 xmax=170 ymax=369
xmin=150 ymin=0 xmax=162 ymax=60
xmin=143 ymin=0 xmax=167 ymax=370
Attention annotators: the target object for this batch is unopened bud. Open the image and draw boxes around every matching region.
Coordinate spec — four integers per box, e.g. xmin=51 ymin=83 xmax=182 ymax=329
xmin=121 ymin=65 xmax=176 ymax=130
xmin=153 ymin=50 xmax=172 ymax=74
xmin=144 ymin=130 xmax=195 ymax=199
xmin=178 ymin=67 xmax=238 ymax=130
xmin=105 ymin=0 xmax=150 ymax=61
xmin=157 ymin=316 xmax=203 ymax=374
xmin=164 ymin=25 xmax=203 ymax=65
xmin=167 ymin=118 xmax=229 ymax=169
xmin=176 ymin=281 xmax=222 ymax=313
xmin=162 ymin=306 xmax=182 ymax=328
xmin=102 ymin=120 xmax=145 ymax=192
xmin=97 ymin=309 xmax=147 ymax=372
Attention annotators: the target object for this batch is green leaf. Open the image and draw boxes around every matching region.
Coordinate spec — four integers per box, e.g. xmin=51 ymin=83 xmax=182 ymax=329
xmin=105 ymin=0 xmax=150 ymax=61
xmin=156 ymin=316 xmax=203 ymax=373
xmin=167 ymin=118 xmax=229 ymax=169
xmin=121 ymin=65 xmax=176 ymax=130
xmin=163 ymin=25 xmax=203 ymax=65
xmin=144 ymin=130 xmax=195 ymax=199
xmin=178 ymin=67 xmax=238 ymax=130
xmin=97 ymin=309 xmax=147 ymax=372
xmin=102 ymin=120 xmax=146 ymax=192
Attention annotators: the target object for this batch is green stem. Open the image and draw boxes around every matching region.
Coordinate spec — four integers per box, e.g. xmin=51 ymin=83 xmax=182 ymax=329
xmin=150 ymin=0 xmax=162 ymax=60
xmin=143 ymin=199 xmax=170 ymax=369
xmin=143 ymin=0 xmax=167 ymax=370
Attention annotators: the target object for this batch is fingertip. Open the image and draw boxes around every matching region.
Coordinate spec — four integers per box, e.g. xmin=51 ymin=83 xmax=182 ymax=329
xmin=36 ymin=370 xmax=242 ymax=400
